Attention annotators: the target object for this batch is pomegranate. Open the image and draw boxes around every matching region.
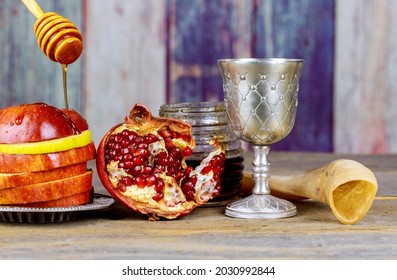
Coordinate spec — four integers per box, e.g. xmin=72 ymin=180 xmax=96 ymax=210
xmin=96 ymin=103 xmax=225 ymax=220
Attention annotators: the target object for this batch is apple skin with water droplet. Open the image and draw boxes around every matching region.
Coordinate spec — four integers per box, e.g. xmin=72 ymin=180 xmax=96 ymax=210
xmin=0 ymin=103 xmax=95 ymax=207
xmin=0 ymin=103 xmax=80 ymax=144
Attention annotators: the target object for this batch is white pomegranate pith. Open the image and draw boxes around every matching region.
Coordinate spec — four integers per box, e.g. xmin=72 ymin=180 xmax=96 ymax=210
xmin=99 ymin=104 xmax=225 ymax=220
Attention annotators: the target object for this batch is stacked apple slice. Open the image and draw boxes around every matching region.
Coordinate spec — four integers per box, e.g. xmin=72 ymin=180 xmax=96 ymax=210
xmin=0 ymin=103 xmax=96 ymax=207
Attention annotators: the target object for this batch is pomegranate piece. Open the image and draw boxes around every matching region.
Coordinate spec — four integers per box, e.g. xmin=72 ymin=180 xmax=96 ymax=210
xmin=96 ymin=103 xmax=225 ymax=220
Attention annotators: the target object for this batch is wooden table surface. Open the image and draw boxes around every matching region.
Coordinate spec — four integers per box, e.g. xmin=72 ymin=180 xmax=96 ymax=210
xmin=0 ymin=152 xmax=396 ymax=260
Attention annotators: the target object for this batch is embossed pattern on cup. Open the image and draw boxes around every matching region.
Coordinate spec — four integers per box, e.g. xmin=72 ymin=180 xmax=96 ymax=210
xmin=218 ymin=58 xmax=304 ymax=145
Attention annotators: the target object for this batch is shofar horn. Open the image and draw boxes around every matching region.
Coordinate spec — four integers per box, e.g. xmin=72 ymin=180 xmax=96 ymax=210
xmin=242 ymin=159 xmax=378 ymax=225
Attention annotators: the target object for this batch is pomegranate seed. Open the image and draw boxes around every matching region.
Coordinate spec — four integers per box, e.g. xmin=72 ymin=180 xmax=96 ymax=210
xmin=131 ymin=165 xmax=142 ymax=176
xmin=114 ymin=143 xmax=121 ymax=151
xmin=170 ymin=147 xmax=180 ymax=157
xmin=213 ymin=165 xmax=222 ymax=175
xmin=132 ymin=156 xmax=144 ymax=166
xmin=134 ymin=175 xmax=146 ymax=188
xmin=145 ymin=174 xmax=157 ymax=186
xmin=121 ymin=138 xmax=130 ymax=147
xmin=121 ymin=176 xmax=133 ymax=186
xmin=184 ymin=166 xmax=194 ymax=176
xmin=138 ymin=142 xmax=148 ymax=150
xmin=109 ymin=150 xmax=117 ymax=158
xmin=156 ymin=152 xmax=168 ymax=166
xmin=133 ymin=148 xmax=148 ymax=158
xmin=128 ymin=132 xmax=137 ymax=141
xmin=123 ymin=153 xmax=132 ymax=159
xmin=116 ymin=155 xmax=123 ymax=161
xmin=154 ymin=179 xmax=165 ymax=192
xmin=121 ymin=129 xmax=130 ymax=138
xmin=190 ymin=176 xmax=198 ymax=185
xmin=179 ymin=132 xmax=189 ymax=141
xmin=180 ymin=175 xmax=198 ymax=199
xmin=185 ymin=190 xmax=195 ymax=200
xmin=152 ymin=192 xmax=163 ymax=202
xmin=135 ymin=136 xmax=144 ymax=144
xmin=182 ymin=180 xmax=194 ymax=190
xmin=171 ymin=131 xmax=179 ymax=139
xmin=167 ymin=155 xmax=176 ymax=166
xmin=123 ymin=161 xmax=134 ymax=169
xmin=201 ymin=165 xmax=212 ymax=174
xmin=159 ymin=129 xmax=172 ymax=138
xmin=154 ymin=165 xmax=166 ymax=173
xmin=164 ymin=138 xmax=174 ymax=149
xmin=142 ymin=166 xmax=153 ymax=174
xmin=144 ymin=133 xmax=158 ymax=144
xmin=114 ymin=134 xmax=123 ymax=143
xmin=211 ymin=154 xmax=226 ymax=168
xmin=181 ymin=147 xmax=193 ymax=157
xmin=213 ymin=174 xmax=220 ymax=181
xmin=117 ymin=181 xmax=127 ymax=192
xmin=177 ymin=171 xmax=185 ymax=180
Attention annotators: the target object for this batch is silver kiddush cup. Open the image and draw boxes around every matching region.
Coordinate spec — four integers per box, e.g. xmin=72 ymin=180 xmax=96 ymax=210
xmin=218 ymin=58 xmax=304 ymax=219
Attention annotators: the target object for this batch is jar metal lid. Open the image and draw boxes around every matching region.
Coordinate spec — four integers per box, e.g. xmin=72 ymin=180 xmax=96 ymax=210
xmin=160 ymin=102 xmax=226 ymax=113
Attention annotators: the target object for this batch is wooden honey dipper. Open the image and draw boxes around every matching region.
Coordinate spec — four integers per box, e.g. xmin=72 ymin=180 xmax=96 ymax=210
xmin=21 ymin=0 xmax=83 ymax=65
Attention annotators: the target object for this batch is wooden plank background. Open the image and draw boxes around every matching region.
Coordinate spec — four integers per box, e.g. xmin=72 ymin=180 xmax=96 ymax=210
xmin=0 ymin=0 xmax=83 ymax=110
xmin=0 ymin=0 xmax=396 ymax=154
xmin=334 ymin=0 xmax=397 ymax=154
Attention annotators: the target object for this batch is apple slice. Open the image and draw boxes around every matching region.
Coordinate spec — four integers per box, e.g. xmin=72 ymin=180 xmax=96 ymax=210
xmin=19 ymin=188 xmax=93 ymax=207
xmin=0 ymin=141 xmax=95 ymax=173
xmin=0 ymin=130 xmax=92 ymax=155
xmin=0 ymin=162 xmax=87 ymax=190
xmin=0 ymin=171 xmax=93 ymax=205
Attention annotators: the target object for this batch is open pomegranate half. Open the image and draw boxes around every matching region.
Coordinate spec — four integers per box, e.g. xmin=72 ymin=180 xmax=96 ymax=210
xmin=96 ymin=103 xmax=225 ymax=220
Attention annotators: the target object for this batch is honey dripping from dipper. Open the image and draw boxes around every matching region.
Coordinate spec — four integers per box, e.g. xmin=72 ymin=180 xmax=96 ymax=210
xmin=21 ymin=0 xmax=83 ymax=112
xmin=62 ymin=64 xmax=69 ymax=111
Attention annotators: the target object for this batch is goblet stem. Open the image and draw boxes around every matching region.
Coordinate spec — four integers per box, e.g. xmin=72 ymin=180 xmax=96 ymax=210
xmin=224 ymin=145 xmax=297 ymax=219
xmin=252 ymin=145 xmax=271 ymax=195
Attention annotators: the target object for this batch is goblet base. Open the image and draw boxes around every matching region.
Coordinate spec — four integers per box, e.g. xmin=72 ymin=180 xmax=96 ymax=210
xmin=225 ymin=194 xmax=297 ymax=219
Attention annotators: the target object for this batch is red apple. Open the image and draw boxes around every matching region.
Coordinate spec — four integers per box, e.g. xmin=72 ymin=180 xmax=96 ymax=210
xmin=20 ymin=189 xmax=93 ymax=207
xmin=0 ymin=162 xmax=87 ymax=190
xmin=0 ymin=142 xmax=95 ymax=173
xmin=0 ymin=171 xmax=92 ymax=204
xmin=0 ymin=103 xmax=96 ymax=207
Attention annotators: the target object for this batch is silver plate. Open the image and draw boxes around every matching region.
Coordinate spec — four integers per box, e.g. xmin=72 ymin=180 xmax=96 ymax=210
xmin=0 ymin=193 xmax=115 ymax=223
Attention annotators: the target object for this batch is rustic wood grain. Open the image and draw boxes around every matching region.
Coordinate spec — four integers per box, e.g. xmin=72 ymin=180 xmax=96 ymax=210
xmin=167 ymin=0 xmax=252 ymax=102
xmin=0 ymin=200 xmax=396 ymax=259
xmin=0 ymin=152 xmax=396 ymax=260
xmin=2 ymin=0 xmax=397 ymax=153
xmin=84 ymin=0 xmax=167 ymax=146
xmin=0 ymin=0 xmax=83 ymax=110
xmin=334 ymin=0 xmax=397 ymax=153
xmin=253 ymin=0 xmax=335 ymax=152
xmin=167 ymin=0 xmax=334 ymax=152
